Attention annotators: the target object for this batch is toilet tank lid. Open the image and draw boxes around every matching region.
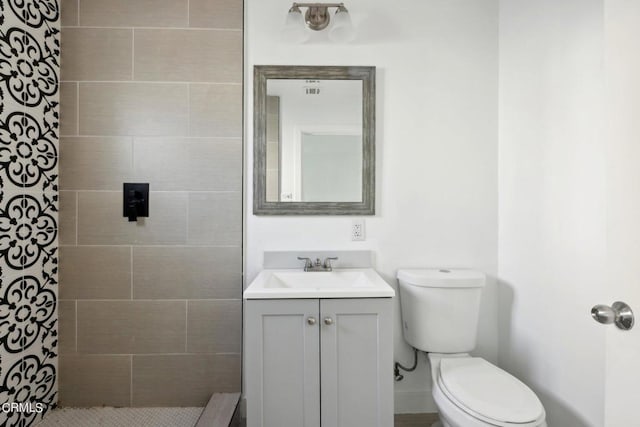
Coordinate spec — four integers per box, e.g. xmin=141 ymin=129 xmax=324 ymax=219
xmin=397 ymin=269 xmax=485 ymax=288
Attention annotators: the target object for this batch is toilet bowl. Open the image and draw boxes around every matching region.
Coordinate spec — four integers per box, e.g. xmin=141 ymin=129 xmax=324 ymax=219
xmin=396 ymin=269 xmax=547 ymax=427
xmin=428 ymin=353 xmax=546 ymax=427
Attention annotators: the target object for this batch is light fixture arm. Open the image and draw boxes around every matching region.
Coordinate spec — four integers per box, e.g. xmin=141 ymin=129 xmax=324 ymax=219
xmin=293 ymin=2 xmax=345 ymax=9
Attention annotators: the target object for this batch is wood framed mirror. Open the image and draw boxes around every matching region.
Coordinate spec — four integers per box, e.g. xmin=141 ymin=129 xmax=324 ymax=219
xmin=253 ymin=65 xmax=375 ymax=215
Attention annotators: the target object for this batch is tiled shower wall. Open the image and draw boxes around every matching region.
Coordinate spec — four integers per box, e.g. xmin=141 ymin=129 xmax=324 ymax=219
xmin=58 ymin=0 xmax=242 ymax=406
xmin=0 ymin=0 xmax=60 ymax=426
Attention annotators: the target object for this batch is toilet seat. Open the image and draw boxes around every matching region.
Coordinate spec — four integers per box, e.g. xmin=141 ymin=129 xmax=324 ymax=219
xmin=438 ymin=357 xmax=545 ymax=427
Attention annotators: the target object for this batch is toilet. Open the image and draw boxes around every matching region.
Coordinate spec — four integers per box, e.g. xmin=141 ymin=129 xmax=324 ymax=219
xmin=397 ymin=269 xmax=547 ymax=427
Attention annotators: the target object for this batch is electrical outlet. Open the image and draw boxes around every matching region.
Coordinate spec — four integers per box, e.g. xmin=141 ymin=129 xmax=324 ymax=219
xmin=351 ymin=219 xmax=365 ymax=241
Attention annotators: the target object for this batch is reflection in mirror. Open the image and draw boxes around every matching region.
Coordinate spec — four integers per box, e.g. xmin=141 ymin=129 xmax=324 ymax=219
xmin=265 ymin=79 xmax=363 ymax=202
xmin=254 ymin=65 xmax=375 ymax=215
xmin=265 ymin=95 xmax=280 ymax=202
xmin=301 ymin=132 xmax=362 ymax=202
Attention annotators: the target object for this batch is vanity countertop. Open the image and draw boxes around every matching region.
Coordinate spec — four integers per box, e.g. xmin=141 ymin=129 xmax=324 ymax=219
xmin=243 ymin=268 xmax=395 ymax=299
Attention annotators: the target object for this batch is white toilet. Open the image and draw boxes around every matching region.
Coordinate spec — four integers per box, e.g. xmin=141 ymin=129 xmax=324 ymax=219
xmin=397 ymin=269 xmax=547 ymax=427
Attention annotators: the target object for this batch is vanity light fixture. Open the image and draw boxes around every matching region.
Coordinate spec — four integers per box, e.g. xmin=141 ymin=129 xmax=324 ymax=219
xmin=282 ymin=3 xmax=355 ymax=43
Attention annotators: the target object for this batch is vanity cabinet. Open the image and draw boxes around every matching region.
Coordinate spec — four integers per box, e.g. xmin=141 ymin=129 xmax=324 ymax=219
xmin=245 ymin=297 xmax=393 ymax=427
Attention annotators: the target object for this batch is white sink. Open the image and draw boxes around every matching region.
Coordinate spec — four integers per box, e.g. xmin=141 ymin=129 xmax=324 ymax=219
xmin=243 ymin=268 xmax=395 ymax=299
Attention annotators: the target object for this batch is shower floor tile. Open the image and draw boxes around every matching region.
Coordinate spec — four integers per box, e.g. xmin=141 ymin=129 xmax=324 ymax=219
xmin=35 ymin=407 xmax=204 ymax=427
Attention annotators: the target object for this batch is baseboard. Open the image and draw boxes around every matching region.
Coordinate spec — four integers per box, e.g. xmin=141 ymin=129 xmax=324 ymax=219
xmin=239 ymin=396 xmax=247 ymax=419
xmin=394 ymin=390 xmax=438 ymax=414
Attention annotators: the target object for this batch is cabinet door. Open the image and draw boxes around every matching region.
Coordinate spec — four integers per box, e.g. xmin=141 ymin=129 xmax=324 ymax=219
xmin=320 ymin=298 xmax=393 ymax=427
xmin=245 ymin=299 xmax=320 ymax=427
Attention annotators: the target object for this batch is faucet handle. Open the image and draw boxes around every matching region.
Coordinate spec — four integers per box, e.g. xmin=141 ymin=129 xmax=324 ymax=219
xmin=297 ymin=257 xmax=313 ymax=270
xmin=323 ymin=257 xmax=338 ymax=270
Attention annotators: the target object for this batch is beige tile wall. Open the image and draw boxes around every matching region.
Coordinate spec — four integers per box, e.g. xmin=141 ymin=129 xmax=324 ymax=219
xmin=59 ymin=0 xmax=243 ymax=407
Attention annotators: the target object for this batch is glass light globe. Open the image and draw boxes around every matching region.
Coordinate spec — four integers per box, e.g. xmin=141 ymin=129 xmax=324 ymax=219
xmin=328 ymin=6 xmax=355 ymax=42
xmin=281 ymin=6 xmax=309 ymax=43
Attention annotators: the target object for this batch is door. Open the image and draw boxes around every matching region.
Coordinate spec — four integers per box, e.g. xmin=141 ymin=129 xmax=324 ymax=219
xmin=603 ymin=2 xmax=640 ymax=425
xmin=320 ymin=298 xmax=393 ymax=427
xmin=245 ymin=299 xmax=320 ymax=427
xmin=300 ymin=132 xmax=363 ymax=202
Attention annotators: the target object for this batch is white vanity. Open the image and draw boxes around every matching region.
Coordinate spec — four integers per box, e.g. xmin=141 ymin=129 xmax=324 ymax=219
xmin=244 ymin=268 xmax=395 ymax=427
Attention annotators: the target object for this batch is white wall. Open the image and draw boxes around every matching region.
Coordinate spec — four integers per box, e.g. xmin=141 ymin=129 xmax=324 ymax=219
xmin=603 ymin=2 xmax=640 ymax=425
xmin=245 ymin=0 xmax=499 ymax=412
xmin=498 ymin=0 xmax=607 ymax=425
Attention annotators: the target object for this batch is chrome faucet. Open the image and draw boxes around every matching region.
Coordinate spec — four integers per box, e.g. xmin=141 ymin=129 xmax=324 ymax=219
xmin=297 ymin=256 xmax=339 ymax=272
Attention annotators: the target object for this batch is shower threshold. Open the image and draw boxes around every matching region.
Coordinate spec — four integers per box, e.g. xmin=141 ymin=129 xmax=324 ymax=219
xmin=35 ymin=393 xmax=241 ymax=427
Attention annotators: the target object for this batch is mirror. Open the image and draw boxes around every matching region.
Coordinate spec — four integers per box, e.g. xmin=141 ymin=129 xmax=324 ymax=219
xmin=253 ymin=65 xmax=375 ymax=215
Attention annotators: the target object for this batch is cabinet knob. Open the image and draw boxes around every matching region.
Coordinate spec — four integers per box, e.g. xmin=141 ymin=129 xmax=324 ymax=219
xmin=307 ymin=317 xmax=317 ymax=325
xmin=324 ymin=317 xmax=334 ymax=326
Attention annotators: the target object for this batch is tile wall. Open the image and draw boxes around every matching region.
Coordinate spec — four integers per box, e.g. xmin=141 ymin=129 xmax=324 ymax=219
xmin=58 ymin=0 xmax=243 ymax=407
xmin=0 ymin=0 xmax=60 ymax=425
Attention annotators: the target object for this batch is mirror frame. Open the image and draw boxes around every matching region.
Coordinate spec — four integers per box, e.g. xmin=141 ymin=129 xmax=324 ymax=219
xmin=253 ymin=65 xmax=376 ymax=215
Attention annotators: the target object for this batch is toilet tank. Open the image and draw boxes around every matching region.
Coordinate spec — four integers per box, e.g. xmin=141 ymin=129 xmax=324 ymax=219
xmin=397 ymin=269 xmax=486 ymax=353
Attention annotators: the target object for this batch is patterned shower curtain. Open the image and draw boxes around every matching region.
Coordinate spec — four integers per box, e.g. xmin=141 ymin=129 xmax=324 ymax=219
xmin=0 ymin=0 xmax=60 ymax=426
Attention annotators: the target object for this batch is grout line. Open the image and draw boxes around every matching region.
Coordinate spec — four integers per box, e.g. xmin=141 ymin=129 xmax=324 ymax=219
xmin=74 ymin=300 xmax=78 ymax=352
xmin=131 ymin=135 xmax=136 ymax=179
xmin=130 ymin=355 xmax=133 ymax=406
xmin=58 ymin=133 xmax=241 ymax=140
xmin=59 ymin=80 xmax=242 ymax=86
xmin=76 ymin=0 xmax=80 ymax=25
xmin=184 ymin=300 xmax=188 ymax=353
xmin=59 ymin=134 xmax=242 ymax=141
xmin=58 ymin=243 xmax=242 ymax=248
xmin=60 ymin=132 xmax=242 ymax=139
xmin=117 ymin=351 xmax=239 ymax=356
xmin=62 ymin=190 xmax=241 ymax=195
xmin=131 ymin=29 xmax=135 ymax=80
xmin=75 ymin=191 xmax=79 ymax=245
xmin=185 ymin=187 xmax=190 ymax=241
xmin=187 ymin=0 xmax=190 ymax=27
xmin=67 ymin=352 xmax=241 ymax=357
xmin=62 ymin=298 xmax=242 ymax=302
xmin=60 ymin=25 xmax=242 ymax=31
xmin=62 ymin=134 xmax=243 ymax=140
xmin=130 ymin=246 xmax=134 ymax=300
xmin=187 ymin=83 xmax=191 ymax=137
xmin=75 ymin=82 xmax=80 ymax=135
